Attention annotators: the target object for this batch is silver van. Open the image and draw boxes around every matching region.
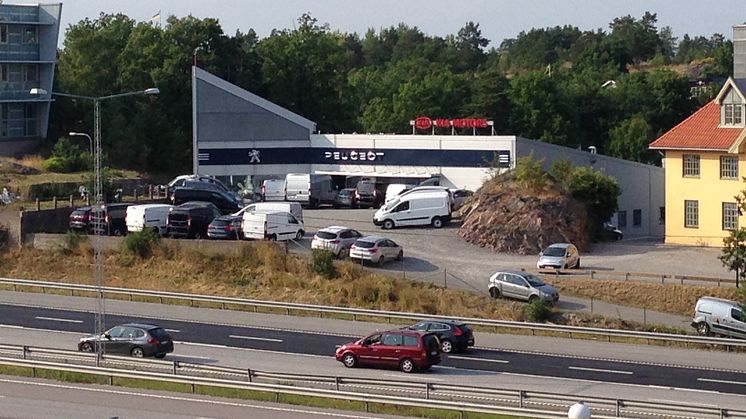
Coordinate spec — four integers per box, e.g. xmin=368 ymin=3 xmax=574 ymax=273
xmin=692 ymin=297 xmax=746 ymax=338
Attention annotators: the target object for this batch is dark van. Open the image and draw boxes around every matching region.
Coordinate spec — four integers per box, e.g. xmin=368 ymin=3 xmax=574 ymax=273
xmin=90 ymin=203 xmax=133 ymax=236
xmin=166 ymin=201 xmax=222 ymax=239
xmin=171 ymin=187 xmax=241 ymax=215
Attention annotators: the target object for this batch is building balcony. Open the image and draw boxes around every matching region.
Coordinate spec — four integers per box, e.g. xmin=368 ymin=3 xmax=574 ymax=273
xmin=0 ymin=44 xmax=39 ymax=62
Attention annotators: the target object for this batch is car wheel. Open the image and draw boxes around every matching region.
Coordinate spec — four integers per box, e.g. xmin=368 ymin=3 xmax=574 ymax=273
xmin=399 ymin=358 xmax=415 ymax=373
xmin=441 ymin=339 xmax=454 ymax=354
xmin=383 ymin=219 xmax=395 ymax=230
xmin=113 ymin=228 xmax=123 ymax=236
xmin=80 ymin=342 xmax=94 ymax=352
xmin=268 ymin=234 xmax=277 ymax=241
xmin=295 ymin=230 xmax=304 ymax=240
xmin=342 ymin=353 xmax=357 ymax=368
xmin=194 ymin=232 xmax=204 ymax=240
xmin=377 ymin=256 xmax=385 ymax=267
xmin=396 ymin=250 xmax=403 ymax=261
xmin=154 ymin=353 xmax=166 ymax=359
xmin=130 ymin=347 xmax=145 ymax=358
xmin=489 ymin=287 xmax=501 ymax=299
xmin=152 ymin=227 xmax=161 ymax=238
xmin=697 ymin=322 xmax=711 ymax=336
xmin=431 ymin=216 xmax=443 ymax=228
xmin=528 ymin=295 xmax=539 ymax=303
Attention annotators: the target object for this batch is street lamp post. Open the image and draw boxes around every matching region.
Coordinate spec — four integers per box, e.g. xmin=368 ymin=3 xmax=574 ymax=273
xmin=30 ymin=87 xmax=159 ymax=365
xmin=68 ymin=131 xmax=93 ymax=156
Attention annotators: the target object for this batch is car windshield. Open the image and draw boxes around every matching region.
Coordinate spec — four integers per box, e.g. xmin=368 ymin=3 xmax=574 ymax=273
xmin=316 ymin=231 xmax=337 ymax=240
xmin=543 ymin=246 xmax=566 ymax=257
xmin=210 ymin=219 xmax=229 ymax=226
xmin=384 ymin=198 xmax=400 ymax=210
xmin=524 ymin=274 xmax=545 ymax=287
xmin=339 ymin=190 xmax=351 ymax=197
xmin=354 ymin=240 xmax=376 ymax=249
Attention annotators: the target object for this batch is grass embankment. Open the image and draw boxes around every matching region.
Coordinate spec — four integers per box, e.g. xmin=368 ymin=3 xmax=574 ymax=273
xmin=0 ymin=235 xmax=735 ymax=335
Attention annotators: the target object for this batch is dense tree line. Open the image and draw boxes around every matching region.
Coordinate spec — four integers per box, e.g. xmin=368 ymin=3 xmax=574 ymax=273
xmin=49 ymin=12 xmax=733 ymax=175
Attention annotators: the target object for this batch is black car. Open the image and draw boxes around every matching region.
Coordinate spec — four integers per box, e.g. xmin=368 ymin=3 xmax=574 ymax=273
xmin=167 ymin=201 xmax=222 ymax=239
xmin=69 ymin=206 xmax=92 ymax=232
xmin=90 ymin=203 xmax=132 ymax=236
xmin=78 ymin=323 xmax=174 ymax=358
xmin=405 ymin=319 xmax=474 ymax=353
xmin=207 ymin=214 xmax=242 ymax=240
xmin=355 ymin=180 xmax=381 ymax=208
xmin=171 ymin=187 xmax=241 ymax=215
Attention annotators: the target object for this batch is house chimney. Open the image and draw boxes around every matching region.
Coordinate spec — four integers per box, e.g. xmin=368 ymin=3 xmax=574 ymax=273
xmin=735 ymin=24 xmax=746 ymax=79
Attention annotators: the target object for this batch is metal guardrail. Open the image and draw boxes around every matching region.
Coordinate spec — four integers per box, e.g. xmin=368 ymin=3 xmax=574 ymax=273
xmin=0 ymin=277 xmax=745 ymax=350
xmin=539 ymin=268 xmax=735 ymax=287
xmin=0 ymin=343 xmax=742 ymax=419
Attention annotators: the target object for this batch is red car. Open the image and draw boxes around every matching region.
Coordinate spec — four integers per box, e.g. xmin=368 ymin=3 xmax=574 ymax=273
xmin=335 ymin=329 xmax=441 ymax=373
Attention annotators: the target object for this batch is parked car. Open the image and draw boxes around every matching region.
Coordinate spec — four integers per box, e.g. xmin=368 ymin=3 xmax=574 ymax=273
xmin=167 ymin=174 xmax=230 ymax=194
xmin=261 ymin=179 xmax=286 ymax=201
xmin=78 ymin=323 xmax=174 ymax=358
xmin=334 ymin=188 xmax=358 ymax=208
xmin=242 ymin=210 xmax=304 ymax=241
xmin=488 ymin=269 xmax=559 ymax=304
xmin=311 ymin=226 xmax=363 ymax=258
xmin=405 ymin=319 xmax=474 ymax=353
xmin=90 ymin=203 xmax=133 ymax=236
xmin=171 ymin=187 xmax=241 ymax=215
xmin=374 ymin=190 xmax=452 ymax=229
xmin=166 ymin=201 xmax=222 ymax=239
xmin=692 ymin=296 xmax=746 ymax=338
xmin=603 ymin=222 xmax=624 ymax=241
xmin=355 ymin=179 xmax=381 ymax=208
xmin=537 ymin=243 xmax=580 ymax=270
xmin=451 ymin=189 xmax=473 ymax=212
xmin=349 ymin=236 xmax=403 ymax=267
xmin=69 ymin=206 xmax=92 ymax=233
xmin=207 ymin=214 xmax=243 ymax=240
xmin=182 ymin=180 xmax=242 ymax=203
xmin=241 ymin=201 xmax=303 ymax=223
xmin=335 ymin=329 xmax=441 ymax=373
xmin=125 ymin=204 xmax=174 ymax=237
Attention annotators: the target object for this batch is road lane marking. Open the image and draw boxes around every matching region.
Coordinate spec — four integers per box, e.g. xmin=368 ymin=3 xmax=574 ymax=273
xmin=165 ymin=329 xmax=180 ymax=333
xmin=0 ymin=324 xmax=81 ymax=335
xmin=647 ymin=398 xmax=717 ymax=407
xmin=568 ymin=366 xmax=633 ymax=375
xmin=35 ymin=316 xmax=83 ymax=324
xmin=229 ymin=335 xmax=283 ymax=342
xmin=0 ymin=377 xmax=377 ymax=418
xmin=448 ymin=355 xmax=508 ymax=364
xmin=698 ymin=377 xmax=746 ymax=386
xmin=383 ymin=373 xmax=445 ymax=382
xmin=175 ymin=341 xmax=329 ymax=358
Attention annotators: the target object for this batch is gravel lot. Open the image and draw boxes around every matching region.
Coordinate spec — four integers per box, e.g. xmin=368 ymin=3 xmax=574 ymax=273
xmin=300 ymin=208 xmax=734 ymax=294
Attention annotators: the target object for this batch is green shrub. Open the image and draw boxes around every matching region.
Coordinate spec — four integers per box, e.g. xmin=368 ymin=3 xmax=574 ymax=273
xmin=515 ymin=153 xmax=547 ymax=192
xmin=122 ymin=229 xmax=158 ymax=258
xmin=42 ymin=156 xmax=72 ymax=173
xmin=61 ymin=231 xmax=88 ymax=255
xmin=310 ymin=249 xmax=336 ymax=278
xmin=523 ymin=299 xmax=552 ymax=322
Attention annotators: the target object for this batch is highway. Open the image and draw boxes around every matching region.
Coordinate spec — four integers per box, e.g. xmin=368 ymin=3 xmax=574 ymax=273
xmin=0 ymin=290 xmax=745 ymax=412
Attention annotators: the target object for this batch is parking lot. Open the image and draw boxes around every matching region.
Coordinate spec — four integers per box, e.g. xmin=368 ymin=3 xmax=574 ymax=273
xmin=301 ymin=208 xmax=734 ymax=294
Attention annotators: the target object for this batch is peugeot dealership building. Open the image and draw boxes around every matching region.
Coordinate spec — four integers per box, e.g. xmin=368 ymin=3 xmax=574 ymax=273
xmin=192 ymin=67 xmax=664 ymax=238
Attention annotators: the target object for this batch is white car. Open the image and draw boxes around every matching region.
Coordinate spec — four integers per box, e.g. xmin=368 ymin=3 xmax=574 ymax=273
xmin=311 ymin=226 xmax=363 ymax=258
xmin=537 ymin=243 xmax=580 ymax=270
xmin=349 ymin=236 xmax=403 ymax=267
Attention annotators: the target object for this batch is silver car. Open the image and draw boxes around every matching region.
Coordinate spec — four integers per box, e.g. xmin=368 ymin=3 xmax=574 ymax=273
xmin=537 ymin=243 xmax=580 ymax=270
xmin=349 ymin=235 xmax=403 ymax=266
xmin=488 ymin=270 xmax=559 ymax=304
xmin=311 ymin=226 xmax=363 ymax=258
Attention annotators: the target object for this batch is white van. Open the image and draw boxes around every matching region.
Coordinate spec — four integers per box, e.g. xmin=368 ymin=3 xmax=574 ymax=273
xmin=242 ymin=210 xmax=305 ymax=241
xmin=125 ymin=204 xmax=174 ymax=236
xmin=374 ymin=190 xmax=452 ymax=229
xmin=239 ymin=201 xmax=303 ymax=223
xmin=385 ymin=184 xmax=414 ymax=204
xmin=692 ymin=297 xmax=746 ymax=338
xmin=261 ymin=179 xmax=286 ymax=201
xmin=285 ymin=173 xmax=337 ymax=207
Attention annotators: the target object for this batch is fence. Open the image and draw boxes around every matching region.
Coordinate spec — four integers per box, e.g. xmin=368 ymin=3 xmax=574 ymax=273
xmin=28 ymin=184 xmax=168 ymax=211
xmin=0 ymin=343 xmax=741 ymax=419
xmin=0 ymin=276 xmax=744 ymax=351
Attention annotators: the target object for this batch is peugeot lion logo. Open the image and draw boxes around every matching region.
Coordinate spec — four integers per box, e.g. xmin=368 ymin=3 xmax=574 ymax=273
xmin=248 ymin=149 xmax=261 ymax=163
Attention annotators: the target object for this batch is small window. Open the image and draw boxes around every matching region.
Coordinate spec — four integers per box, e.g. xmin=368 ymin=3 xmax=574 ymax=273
xmin=0 ymin=64 xmax=7 ymax=82
xmin=134 ymin=329 xmax=145 ymax=339
xmin=0 ymin=25 xmax=7 ymax=43
xmin=685 ymin=200 xmax=699 ymax=228
xmin=382 ymin=333 xmax=402 ymax=346
xmin=394 ymin=201 xmax=410 ymax=212
xmin=633 ymin=209 xmax=642 ymax=227
xmin=732 ymin=308 xmax=743 ymax=322
xmin=618 ymin=211 xmax=627 ymax=228
xmin=288 ymin=213 xmax=299 ymax=224
xmin=411 ymin=322 xmax=428 ymax=331
xmin=24 ymin=65 xmax=38 ymax=82
xmin=725 ymin=104 xmax=734 ymax=125
xmin=723 ymin=202 xmax=739 ymax=231
xmin=403 ymin=335 xmax=419 ymax=346
xmin=736 ymin=105 xmax=744 ymax=125
xmin=23 ymin=27 xmax=37 ymax=44
xmin=721 ymin=156 xmax=739 ymax=179
xmin=683 ymin=154 xmax=700 ymax=177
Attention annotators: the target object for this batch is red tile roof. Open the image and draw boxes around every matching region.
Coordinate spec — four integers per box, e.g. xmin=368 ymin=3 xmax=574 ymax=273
xmin=649 ymin=101 xmax=744 ymax=150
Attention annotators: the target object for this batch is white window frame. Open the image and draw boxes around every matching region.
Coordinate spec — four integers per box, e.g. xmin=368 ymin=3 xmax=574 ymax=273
xmin=685 ymin=200 xmax=699 ymax=228
xmin=720 ymin=155 xmax=739 ymax=180
xmin=682 ymin=154 xmax=700 ymax=177
xmin=723 ymin=202 xmax=739 ymax=231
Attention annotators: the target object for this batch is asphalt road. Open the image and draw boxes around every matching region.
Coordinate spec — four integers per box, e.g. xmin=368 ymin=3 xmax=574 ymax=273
xmin=2 ymin=302 xmax=745 ymax=396
xmin=0 ymin=375 xmax=398 ymax=419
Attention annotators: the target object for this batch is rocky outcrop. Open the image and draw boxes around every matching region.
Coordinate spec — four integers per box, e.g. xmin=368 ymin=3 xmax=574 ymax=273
xmin=0 ymin=160 xmax=39 ymax=175
xmin=457 ymin=174 xmax=587 ymax=255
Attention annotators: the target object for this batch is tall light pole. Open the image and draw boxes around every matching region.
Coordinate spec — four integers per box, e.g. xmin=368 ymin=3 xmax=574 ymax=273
xmin=30 ymin=87 xmax=159 ymax=365
xmin=68 ymin=131 xmax=93 ymax=156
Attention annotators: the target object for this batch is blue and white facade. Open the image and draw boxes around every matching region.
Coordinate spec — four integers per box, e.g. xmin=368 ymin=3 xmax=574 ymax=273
xmin=0 ymin=2 xmax=62 ymax=156
xmin=193 ymin=67 xmax=665 ymax=238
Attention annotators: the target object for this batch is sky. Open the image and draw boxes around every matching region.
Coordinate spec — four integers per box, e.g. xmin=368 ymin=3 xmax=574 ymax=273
xmin=18 ymin=0 xmax=746 ymax=48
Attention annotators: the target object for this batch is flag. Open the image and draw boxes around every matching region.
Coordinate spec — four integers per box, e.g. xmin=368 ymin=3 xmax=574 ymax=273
xmin=150 ymin=11 xmax=160 ymax=23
